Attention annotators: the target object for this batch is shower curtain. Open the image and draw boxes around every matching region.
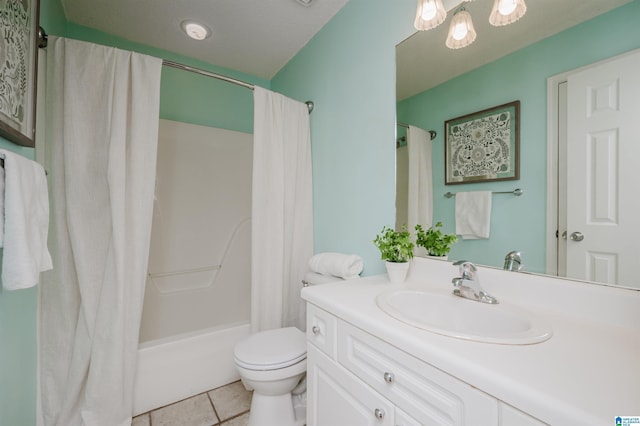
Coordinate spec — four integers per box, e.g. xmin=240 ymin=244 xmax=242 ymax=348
xmin=251 ymin=87 xmax=313 ymax=332
xmin=39 ymin=37 xmax=162 ymax=426
xmin=407 ymin=126 xmax=433 ymax=254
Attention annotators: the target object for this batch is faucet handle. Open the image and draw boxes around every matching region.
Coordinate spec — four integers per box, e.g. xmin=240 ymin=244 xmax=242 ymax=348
xmin=453 ymin=261 xmax=477 ymax=279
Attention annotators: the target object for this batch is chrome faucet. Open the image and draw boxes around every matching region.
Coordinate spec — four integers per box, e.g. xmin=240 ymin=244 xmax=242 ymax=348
xmin=451 ymin=261 xmax=498 ymax=304
xmin=503 ymin=250 xmax=523 ymax=272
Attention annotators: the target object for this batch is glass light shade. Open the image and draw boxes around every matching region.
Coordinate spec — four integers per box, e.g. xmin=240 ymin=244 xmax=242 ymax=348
xmin=445 ymin=9 xmax=476 ymax=49
xmin=489 ymin=0 xmax=527 ymax=26
xmin=180 ymin=20 xmax=211 ymax=40
xmin=414 ymin=0 xmax=447 ymax=31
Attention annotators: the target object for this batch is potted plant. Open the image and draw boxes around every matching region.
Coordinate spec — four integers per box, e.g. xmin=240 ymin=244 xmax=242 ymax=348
xmin=415 ymin=222 xmax=458 ymax=258
xmin=373 ymin=225 xmax=414 ymax=283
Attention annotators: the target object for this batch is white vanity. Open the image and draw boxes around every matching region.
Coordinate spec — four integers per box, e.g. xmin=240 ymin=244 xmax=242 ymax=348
xmin=301 ymin=257 xmax=640 ymax=425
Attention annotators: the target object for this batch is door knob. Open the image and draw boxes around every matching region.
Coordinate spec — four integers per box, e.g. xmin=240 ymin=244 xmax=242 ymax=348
xmin=569 ymin=231 xmax=584 ymax=241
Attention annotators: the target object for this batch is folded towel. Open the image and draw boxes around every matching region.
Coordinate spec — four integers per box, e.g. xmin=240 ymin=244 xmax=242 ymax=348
xmin=455 ymin=191 xmax=492 ymax=239
xmin=0 ymin=150 xmax=53 ymax=290
xmin=308 ymin=252 xmax=364 ymax=279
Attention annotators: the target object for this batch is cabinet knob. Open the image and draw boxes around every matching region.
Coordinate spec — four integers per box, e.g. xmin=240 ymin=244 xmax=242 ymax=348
xmin=374 ymin=408 xmax=385 ymax=420
xmin=383 ymin=372 xmax=394 ymax=384
xmin=311 ymin=325 xmax=321 ymax=335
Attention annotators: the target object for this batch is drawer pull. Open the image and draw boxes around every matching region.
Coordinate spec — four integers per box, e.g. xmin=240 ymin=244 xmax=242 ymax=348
xmin=383 ymin=372 xmax=394 ymax=384
xmin=311 ymin=325 xmax=321 ymax=335
xmin=374 ymin=408 xmax=385 ymax=420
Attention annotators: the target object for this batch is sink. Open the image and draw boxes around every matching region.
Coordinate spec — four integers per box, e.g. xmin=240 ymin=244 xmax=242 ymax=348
xmin=376 ymin=289 xmax=552 ymax=345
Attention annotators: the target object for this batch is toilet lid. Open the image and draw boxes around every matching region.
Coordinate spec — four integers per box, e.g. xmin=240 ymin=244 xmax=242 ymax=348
xmin=234 ymin=327 xmax=306 ymax=370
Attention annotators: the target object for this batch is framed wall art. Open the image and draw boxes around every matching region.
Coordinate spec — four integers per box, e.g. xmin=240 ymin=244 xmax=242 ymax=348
xmin=445 ymin=101 xmax=520 ymax=185
xmin=0 ymin=0 xmax=40 ymax=147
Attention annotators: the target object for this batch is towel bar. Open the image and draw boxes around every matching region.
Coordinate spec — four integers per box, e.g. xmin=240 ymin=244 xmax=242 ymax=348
xmin=444 ymin=188 xmax=523 ymax=198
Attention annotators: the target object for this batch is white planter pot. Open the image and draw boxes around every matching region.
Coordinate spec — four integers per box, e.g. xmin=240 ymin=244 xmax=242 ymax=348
xmin=426 ymin=254 xmax=448 ymax=261
xmin=385 ymin=261 xmax=410 ymax=284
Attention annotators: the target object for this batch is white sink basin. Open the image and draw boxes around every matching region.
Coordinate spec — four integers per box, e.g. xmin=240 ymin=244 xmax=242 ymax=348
xmin=376 ymin=289 xmax=553 ymax=345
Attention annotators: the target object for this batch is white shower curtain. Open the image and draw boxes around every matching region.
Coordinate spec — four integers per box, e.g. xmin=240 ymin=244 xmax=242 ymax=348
xmin=39 ymin=37 xmax=162 ymax=426
xmin=407 ymin=126 xmax=433 ymax=255
xmin=251 ymin=87 xmax=313 ymax=332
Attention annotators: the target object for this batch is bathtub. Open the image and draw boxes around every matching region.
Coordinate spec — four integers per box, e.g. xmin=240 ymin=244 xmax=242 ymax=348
xmin=133 ymin=321 xmax=250 ymax=415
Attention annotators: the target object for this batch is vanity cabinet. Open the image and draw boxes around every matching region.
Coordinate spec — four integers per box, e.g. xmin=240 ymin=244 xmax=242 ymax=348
xmin=306 ymin=304 xmax=499 ymax=426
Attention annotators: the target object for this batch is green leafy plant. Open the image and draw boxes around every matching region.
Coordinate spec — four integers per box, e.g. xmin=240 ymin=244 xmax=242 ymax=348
xmin=373 ymin=225 xmax=414 ymax=263
xmin=415 ymin=222 xmax=458 ymax=257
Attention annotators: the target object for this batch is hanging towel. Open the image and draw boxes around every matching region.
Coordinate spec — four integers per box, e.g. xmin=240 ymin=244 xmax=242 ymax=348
xmin=455 ymin=191 xmax=492 ymax=239
xmin=308 ymin=252 xmax=364 ymax=279
xmin=0 ymin=150 xmax=53 ymax=290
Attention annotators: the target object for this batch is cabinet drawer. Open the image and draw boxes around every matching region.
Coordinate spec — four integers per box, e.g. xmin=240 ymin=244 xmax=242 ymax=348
xmin=307 ymin=304 xmax=337 ymax=359
xmin=337 ymin=321 xmax=498 ymax=426
xmin=307 ymin=345 xmax=394 ymax=426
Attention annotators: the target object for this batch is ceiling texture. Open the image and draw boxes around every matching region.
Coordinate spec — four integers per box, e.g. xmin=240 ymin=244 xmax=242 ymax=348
xmin=397 ymin=0 xmax=632 ymax=100
xmin=61 ymin=0 xmax=349 ymax=80
xmin=61 ymin=0 xmax=632 ymax=93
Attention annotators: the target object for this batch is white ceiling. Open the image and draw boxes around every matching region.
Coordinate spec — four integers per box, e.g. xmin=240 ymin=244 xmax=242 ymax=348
xmin=61 ymin=0 xmax=349 ymax=80
xmin=397 ymin=0 xmax=633 ymax=100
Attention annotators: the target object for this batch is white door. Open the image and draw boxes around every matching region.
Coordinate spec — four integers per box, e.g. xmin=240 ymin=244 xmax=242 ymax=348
xmin=564 ymin=49 xmax=640 ymax=286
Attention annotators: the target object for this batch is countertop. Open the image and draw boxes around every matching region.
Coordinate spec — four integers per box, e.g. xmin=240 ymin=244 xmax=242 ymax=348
xmin=301 ymin=262 xmax=640 ymax=425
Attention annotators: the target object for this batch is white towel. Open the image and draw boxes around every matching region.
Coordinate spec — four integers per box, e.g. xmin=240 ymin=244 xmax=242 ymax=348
xmin=308 ymin=252 xmax=364 ymax=279
xmin=0 ymin=150 xmax=53 ymax=290
xmin=455 ymin=191 xmax=492 ymax=239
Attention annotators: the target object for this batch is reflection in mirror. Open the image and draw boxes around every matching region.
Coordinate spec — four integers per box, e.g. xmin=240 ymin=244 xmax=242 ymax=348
xmin=395 ymin=0 xmax=640 ymax=289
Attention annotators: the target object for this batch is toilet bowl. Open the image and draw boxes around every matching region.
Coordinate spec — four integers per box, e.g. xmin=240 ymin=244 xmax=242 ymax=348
xmin=234 ymin=327 xmax=307 ymax=426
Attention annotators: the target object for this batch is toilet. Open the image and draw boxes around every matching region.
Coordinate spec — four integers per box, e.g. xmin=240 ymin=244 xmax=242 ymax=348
xmin=234 ymin=326 xmax=307 ymax=426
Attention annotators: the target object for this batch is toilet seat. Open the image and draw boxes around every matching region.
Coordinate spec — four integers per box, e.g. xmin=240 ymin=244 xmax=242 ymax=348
xmin=234 ymin=327 xmax=306 ymax=371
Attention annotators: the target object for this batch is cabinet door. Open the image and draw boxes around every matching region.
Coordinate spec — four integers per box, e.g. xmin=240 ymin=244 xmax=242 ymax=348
xmin=307 ymin=345 xmax=394 ymax=426
xmin=338 ymin=321 xmax=498 ymax=426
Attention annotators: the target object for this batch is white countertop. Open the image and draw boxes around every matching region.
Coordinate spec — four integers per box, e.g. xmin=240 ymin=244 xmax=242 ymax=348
xmin=301 ymin=258 xmax=640 ymax=425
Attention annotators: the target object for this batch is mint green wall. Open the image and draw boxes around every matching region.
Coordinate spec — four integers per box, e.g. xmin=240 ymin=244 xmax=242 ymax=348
xmin=0 ymin=0 xmax=67 ymax=422
xmin=272 ymin=0 xmax=417 ymax=275
xmin=0 ymin=144 xmax=38 ymax=426
xmin=397 ymin=1 xmax=640 ymax=274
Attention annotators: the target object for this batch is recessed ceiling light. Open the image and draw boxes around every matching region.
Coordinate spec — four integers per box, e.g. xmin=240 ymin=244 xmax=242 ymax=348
xmin=180 ymin=20 xmax=211 ymax=41
xmin=295 ymin=0 xmax=314 ymax=6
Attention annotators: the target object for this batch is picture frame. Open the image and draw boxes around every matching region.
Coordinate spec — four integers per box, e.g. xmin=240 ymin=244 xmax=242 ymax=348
xmin=445 ymin=101 xmax=520 ymax=185
xmin=0 ymin=0 xmax=40 ymax=147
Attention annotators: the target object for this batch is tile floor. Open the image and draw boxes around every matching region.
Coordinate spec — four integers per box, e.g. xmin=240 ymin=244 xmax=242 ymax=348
xmin=132 ymin=380 xmax=252 ymax=426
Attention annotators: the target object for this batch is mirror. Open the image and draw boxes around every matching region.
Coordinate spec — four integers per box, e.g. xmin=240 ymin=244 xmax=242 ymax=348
xmin=396 ymin=0 xmax=639 ymax=289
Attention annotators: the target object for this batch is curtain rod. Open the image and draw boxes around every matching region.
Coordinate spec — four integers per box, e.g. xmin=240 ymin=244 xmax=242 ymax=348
xmin=37 ymin=26 xmax=314 ymax=113
xmin=162 ymin=60 xmax=255 ymax=90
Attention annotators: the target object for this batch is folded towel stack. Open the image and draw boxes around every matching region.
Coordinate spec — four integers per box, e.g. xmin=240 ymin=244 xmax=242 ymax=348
xmin=0 ymin=150 xmax=53 ymax=290
xmin=308 ymin=252 xmax=364 ymax=280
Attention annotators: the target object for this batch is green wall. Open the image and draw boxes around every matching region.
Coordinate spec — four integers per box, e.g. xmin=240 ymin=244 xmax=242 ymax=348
xmin=0 ymin=0 xmax=67 ymax=422
xmin=272 ymin=0 xmax=417 ymax=275
xmin=397 ymin=1 xmax=640 ymax=273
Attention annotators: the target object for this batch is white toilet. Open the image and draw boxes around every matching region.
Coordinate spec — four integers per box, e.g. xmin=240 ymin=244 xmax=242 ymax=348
xmin=234 ymin=326 xmax=307 ymax=426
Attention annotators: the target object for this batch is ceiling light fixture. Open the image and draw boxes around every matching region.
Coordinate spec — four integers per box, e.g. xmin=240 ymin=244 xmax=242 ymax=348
xmin=180 ymin=20 xmax=211 ymax=41
xmin=414 ymin=0 xmax=447 ymax=31
xmin=445 ymin=7 xmax=476 ymax=49
xmin=489 ymin=0 xmax=527 ymax=26
xmin=413 ymin=0 xmax=526 ymax=49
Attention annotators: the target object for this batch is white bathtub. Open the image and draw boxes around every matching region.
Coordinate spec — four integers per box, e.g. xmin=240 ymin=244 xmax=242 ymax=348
xmin=133 ymin=321 xmax=250 ymax=415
